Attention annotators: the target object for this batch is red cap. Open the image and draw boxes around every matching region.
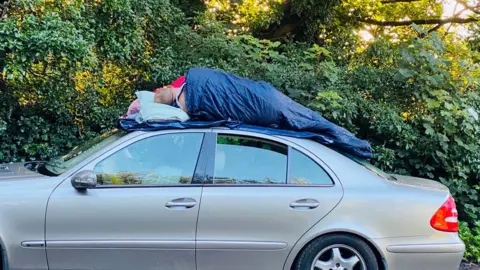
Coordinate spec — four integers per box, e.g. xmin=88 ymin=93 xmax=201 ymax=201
xmin=153 ymin=76 xmax=185 ymax=93
xmin=170 ymin=76 xmax=186 ymax=87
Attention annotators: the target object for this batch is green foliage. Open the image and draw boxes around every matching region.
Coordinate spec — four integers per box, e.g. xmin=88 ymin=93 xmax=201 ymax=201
xmin=307 ymin=35 xmax=480 ymax=225
xmin=200 ymin=0 xmax=341 ymax=41
xmin=1 ymin=0 xmax=480 ymax=262
xmin=460 ymin=221 xmax=480 ymax=263
xmin=0 ymin=0 xmax=186 ymax=161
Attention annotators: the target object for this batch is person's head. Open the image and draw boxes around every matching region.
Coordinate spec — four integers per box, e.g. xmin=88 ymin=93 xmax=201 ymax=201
xmin=153 ymin=86 xmax=180 ymax=104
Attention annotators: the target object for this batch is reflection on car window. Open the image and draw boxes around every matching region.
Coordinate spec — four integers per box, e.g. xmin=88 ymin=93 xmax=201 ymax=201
xmin=289 ymin=149 xmax=332 ymax=185
xmin=214 ymin=135 xmax=287 ymax=184
xmin=95 ymin=133 xmax=204 ymax=185
xmin=45 ymin=129 xmax=127 ymax=175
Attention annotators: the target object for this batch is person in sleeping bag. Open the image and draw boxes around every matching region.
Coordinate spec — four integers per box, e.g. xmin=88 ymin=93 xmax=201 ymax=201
xmin=152 ymin=67 xmax=373 ymax=159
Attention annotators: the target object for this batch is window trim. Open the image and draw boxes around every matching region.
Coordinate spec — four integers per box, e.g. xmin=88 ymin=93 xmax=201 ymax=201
xmin=206 ymin=130 xmax=336 ymax=187
xmin=286 ymin=146 xmax=292 ymax=184
xmin=203 ymin=183 xmax=335 ymax=188
xmin=82 ymin=131 xmax=209 ymax=189
xmin=199 ymin=132 xmax=217 ymax=185
xmin=93 ymin=184 xmax=204 ymax=189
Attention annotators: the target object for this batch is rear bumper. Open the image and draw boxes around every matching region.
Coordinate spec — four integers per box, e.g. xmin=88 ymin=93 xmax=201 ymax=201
xmin=386 ymin=242 xmax=465 ymax=253
xmin=384 ymin=251 xmax=464 ymax=270
xmin=375 ymin=237 xmax=465 ymax=270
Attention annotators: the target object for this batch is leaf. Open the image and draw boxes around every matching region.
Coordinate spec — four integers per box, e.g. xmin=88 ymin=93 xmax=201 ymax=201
xmin=398 ymin=68 xmax=414 ymax=79
xmin=435 ymin=150 xmax=446 ymax=159
xmin=444 ymin=123 xmax=456 ymax=134
xmin=270 ymin=41 xmax=281 ymax=48
xmin=299 ymin=63 xmax=313 ymax=70
xmin=423 ymin=123 xmax=435 ymax=135
xmin=426 ymin=75 xmax=439 ymax=87
xmin=427 ymin=100 xmax=441 ymax=109
xmin=411 ymin=23 xmax=427 ymax=35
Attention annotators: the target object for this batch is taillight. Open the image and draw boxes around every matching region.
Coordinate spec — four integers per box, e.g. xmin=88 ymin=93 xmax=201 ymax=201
xmin=430 ymin=195 xmax=459 ymax=232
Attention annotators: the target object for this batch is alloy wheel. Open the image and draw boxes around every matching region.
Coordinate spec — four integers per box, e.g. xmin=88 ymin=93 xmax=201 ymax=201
xmin=310 ymin=244 xmax=367 ymax=270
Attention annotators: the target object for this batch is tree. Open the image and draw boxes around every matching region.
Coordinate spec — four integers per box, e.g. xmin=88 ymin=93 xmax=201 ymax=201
xmin=200 ymin=0 xmax=480 ymax=43
xmin=201 ymin=0 xmax=342 ymax=41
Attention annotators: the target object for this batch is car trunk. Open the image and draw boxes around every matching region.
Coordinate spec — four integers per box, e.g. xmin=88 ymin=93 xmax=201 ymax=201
xmin=391 ymin=174 xmax=450 ymax=193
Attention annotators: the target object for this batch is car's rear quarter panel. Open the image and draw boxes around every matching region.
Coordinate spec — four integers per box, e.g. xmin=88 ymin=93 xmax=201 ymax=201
xmin=280 ymin=138 xmax=461 ymax=270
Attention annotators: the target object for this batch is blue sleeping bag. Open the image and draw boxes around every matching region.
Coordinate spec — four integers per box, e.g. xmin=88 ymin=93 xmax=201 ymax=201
xmin=182 ymin=67 xmax=373 ymax=159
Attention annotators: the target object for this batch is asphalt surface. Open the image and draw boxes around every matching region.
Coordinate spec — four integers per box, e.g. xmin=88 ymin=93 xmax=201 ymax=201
xmin=460 ymin=262 xmax=480 ymax=270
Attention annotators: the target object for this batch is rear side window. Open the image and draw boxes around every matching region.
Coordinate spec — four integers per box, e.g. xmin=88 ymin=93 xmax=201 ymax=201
xmin=289 ymin=148 xmax=333 ymax=185
xmin=214 ymin=135 xmax=287 ymax=184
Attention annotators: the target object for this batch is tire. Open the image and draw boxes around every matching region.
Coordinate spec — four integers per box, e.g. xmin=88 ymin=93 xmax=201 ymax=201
xmin=294 ymin=234 xmax=379 ymax=270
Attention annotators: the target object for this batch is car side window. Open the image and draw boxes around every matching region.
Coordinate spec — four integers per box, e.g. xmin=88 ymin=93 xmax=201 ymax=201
xmin=94 ymin=133 xmax=204 ymax=185
xmin=214 ymin=135 xmax=287 ymax=184
xmin=289 ymin=148 xmax=333 ymax=185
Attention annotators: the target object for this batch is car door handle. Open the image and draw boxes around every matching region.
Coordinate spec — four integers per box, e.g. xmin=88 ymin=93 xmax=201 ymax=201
xmin=166 ymin=198 xmax=197 ymax=209
xmin=290 ymin=199 xmax=320 ymax=209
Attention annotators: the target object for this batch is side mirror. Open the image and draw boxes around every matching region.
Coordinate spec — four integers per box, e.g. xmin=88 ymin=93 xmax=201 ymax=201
xmin=71 ymin=170 xmax=97 ymax=190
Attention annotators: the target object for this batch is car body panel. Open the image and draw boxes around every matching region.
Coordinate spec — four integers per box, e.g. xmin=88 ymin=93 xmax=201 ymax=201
xmin=195 ymin=129 xmax=344 ymax=270
xmin=196 ymin=186 xmax=343 ymax=270
xmin=0 ymin=128 xmax=465 ymax=270
xmin=0 ymin=174 xmax=63 ymax=270
xmin=278 ymin=136 xmax=464 ymax=270
xmin=386 ymin=242 xmax=465 ymax=253
xmin=376 ymin=233 xmax=465 ymax=270
xmin=279 ymin=136 xmax=451 ymax=236
xmin=45 ymin=185 xmax=201 ymax=270
xmin=45 ymin=130 xmax=211 ymax=270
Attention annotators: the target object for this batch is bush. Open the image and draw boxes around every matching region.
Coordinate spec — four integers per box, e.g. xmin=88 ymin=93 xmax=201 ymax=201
xmin=460 ymin=221 xmax=480 ymax=263
xmin=0 ymin=0 xmax=185 ymax=161
xmin=1 ymin=0 xmax=480 ymax=261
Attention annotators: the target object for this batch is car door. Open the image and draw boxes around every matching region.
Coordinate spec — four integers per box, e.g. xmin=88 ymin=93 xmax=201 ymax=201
xmin=196 ymin=130 xmax=343 ymax=270
xmin=45 ymin=131 xmax=208 ymax=270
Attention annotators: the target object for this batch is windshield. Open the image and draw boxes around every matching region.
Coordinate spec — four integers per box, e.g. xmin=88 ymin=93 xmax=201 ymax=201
xmin=44 ymin=129 xmax=127 ymax=175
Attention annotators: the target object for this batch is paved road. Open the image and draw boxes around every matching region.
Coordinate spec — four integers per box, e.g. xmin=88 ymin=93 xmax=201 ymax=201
xmin=460 ymin=262 xmax=480 ymax=270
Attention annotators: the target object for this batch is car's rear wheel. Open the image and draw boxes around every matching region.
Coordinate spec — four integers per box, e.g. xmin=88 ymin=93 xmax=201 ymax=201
xmin=294 ymin=234 xmax=379 ymax=270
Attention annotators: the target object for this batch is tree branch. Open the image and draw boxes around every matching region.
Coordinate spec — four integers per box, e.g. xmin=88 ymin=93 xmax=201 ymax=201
xmin=425 ymin=24 xmax=444 ymax=34
xmin=418 ymin=5 xmax=469 ymax=37
xmin=0 ymin=0 xmax=11 ymax=19
xmin=456 ymin=0 xmax=480 ymax=15
xmin=359 ymin=17 xmax=477 ymax=26
xmin=381 ymin=0 xmax=420 ymax=3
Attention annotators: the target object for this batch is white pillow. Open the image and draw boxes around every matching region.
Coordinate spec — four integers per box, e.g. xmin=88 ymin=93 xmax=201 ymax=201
xmin=135 ymin=91 xmax=190 ymax=123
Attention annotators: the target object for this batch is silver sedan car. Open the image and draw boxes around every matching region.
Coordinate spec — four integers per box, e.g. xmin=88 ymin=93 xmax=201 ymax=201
xmin=0 ymin=127 xmax=465 ymax=270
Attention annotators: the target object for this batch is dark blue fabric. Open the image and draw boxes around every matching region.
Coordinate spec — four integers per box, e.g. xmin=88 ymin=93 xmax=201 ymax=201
xmin=183 ymin=67 xmax=372 ymax=159
xmin=118 ymin=119 xmax=230 ymax=131
xmin=118 ymin=119 xmax=336 ymax=146
xmin=120 ymin=67 xmax=373 ymax=159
